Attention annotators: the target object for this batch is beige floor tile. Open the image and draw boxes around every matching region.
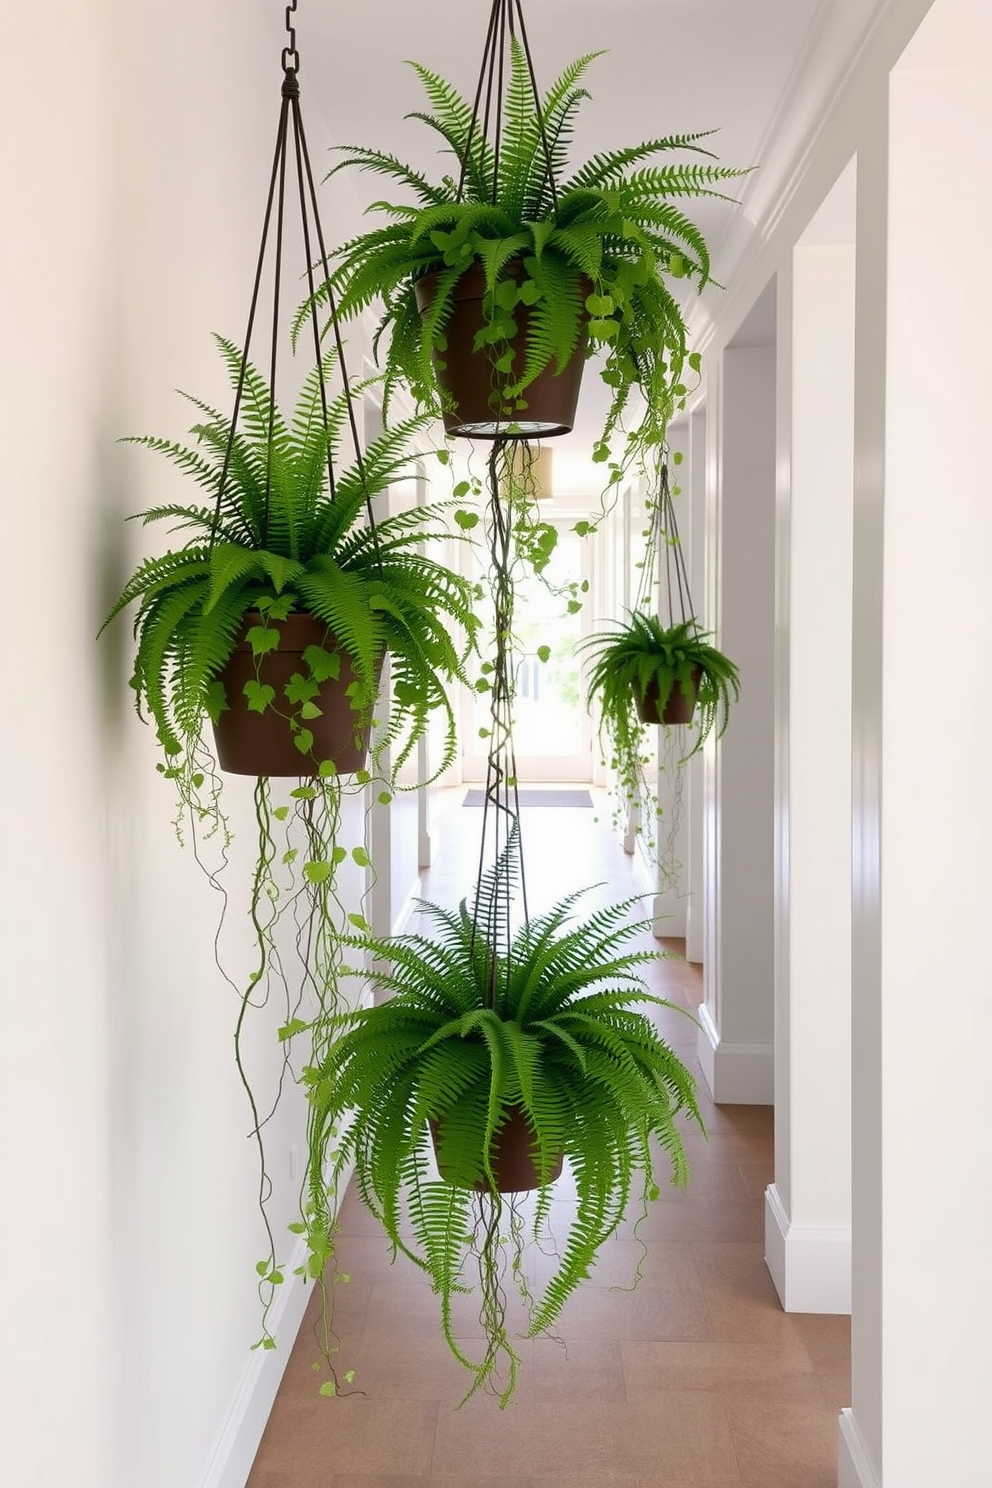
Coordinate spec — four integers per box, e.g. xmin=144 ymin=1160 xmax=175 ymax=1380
xmin=553 ymin=1276 xmax=713 ymax=1342
xmin=652 ymin=1161 xmax=755 ymax=1205
xmin=332 ymin=1477 xmax=532 ymax=1488
xmin=432 ymin=1397 xmax=740 ymax=1480
xmin=790 ymin=1311 xmax=853 ymax=1374
xmin=529 ymin=1237 xmax=700 ymax=1292
xmin=691 ymin=1245 xmax=800 ymax=1346
xmin=534 ymin=1479 xmax=741 ymax=1488
xmin=361 ymin=1279 xmax=488 ymax=1340
xmin=816 ymin=1370 xmax=852 ymax=1411
xmin=251 ymin=1399 xmax=439 ymax=1479
xmin=735 ymin=1161 xmax=774 ymax=1203
xmin=622 ymin=1337 xmax=818 ymax=1402
xmin=724 ymin=1398 xmax=840 ymax=1487
xmin=528 ymin=1336 xmax=626 ymax=1401
xmin=620 ymin=1197 xmax=765 ymax=1244
xmin=346 ymin=1328 xmax=504 ymax=1401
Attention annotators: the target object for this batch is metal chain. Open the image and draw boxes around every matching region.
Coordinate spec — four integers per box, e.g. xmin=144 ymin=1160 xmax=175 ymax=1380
xmin=282 ymin=0 xmax=300 ymax=73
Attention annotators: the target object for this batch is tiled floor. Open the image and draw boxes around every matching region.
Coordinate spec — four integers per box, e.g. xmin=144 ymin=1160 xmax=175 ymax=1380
xmin=248 ymin=792 xmax=849 ymax=1488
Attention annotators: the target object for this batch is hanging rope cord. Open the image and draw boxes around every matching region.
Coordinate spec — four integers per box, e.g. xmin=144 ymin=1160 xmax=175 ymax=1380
xmin=469 ymin=439 xmax=531 ymax=1011
xmin=210 ymin=1 xmax=382 ymax=572
xmin=458 ymin=4 xmax=559 ymax=1008
xmin=457 ymin=0 xmax=559 ymax=213
xmin=638 ymin=462 xmax=697 ymax=632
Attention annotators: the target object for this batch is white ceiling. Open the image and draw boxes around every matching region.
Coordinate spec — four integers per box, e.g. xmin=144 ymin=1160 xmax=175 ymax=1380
xmin=279 ymin=0 xmax=887 ymax=490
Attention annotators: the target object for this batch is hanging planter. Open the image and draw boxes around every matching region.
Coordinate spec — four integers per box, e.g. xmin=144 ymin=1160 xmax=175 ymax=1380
xmin=413 ymin=263 xmax=590 ymax=438
xmin=431 ymin=1106 xmax=564 ymax=1193
xmin=319 ymin=0 xmax=745 ymax=461
xmin=579 ymin=460 xmax=739 ymax=870
xmin=213 ymin=614 xmax=384 ymax=778
xmin=101 ymin=3 xmax=479 ymax=1389
xmin=107 ymin=345 xmax=475 ymax=783
xmin=635 ymin=663 xmax=705 ymax=727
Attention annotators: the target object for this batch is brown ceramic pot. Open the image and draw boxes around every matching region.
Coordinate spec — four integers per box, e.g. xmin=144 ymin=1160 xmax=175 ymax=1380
xmin=212 ymin=613 xmax=381 ymax=777
xmin=430 ymin=1105 xmax=564 ymax=1194
xmin=414 ymin=263 xmax=589 ymax=439
xmin=635 ymin=666 xmax=704 ymax=727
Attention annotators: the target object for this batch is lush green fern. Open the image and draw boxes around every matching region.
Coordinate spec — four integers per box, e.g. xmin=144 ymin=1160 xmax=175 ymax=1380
xmin=105 ymin=336 xmax=480 ymax=780
xmin=316 ymin=42 xmax=746 ymax=465
xmin=580 ymin=612 xmax=740 ymax=874
xmin=303 ymin=834 xmax=704 ymax=1404
xmin=581 ymin=612 xmax=740 ymax=762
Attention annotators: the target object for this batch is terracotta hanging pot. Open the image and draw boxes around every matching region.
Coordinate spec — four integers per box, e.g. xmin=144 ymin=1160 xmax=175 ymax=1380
xmin=431 ymin=1105 xmax=564 ymax=1194
xmin=414 ymin=263 xmax=590 ymax=439
xmin=635 ymin=667 xmax=704 ymax=727
xmin=213 ymin=613 xmax=381 ymax=777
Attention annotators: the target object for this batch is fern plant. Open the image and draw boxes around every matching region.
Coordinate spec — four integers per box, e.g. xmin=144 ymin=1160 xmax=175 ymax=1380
xmin=318 ymin=42 xmax=744 ymax=467
xmin=102 ymin=337 xmax=480 ymax=1367
xmin=580 ymin=613 xmax=740 ymax=871
xmin=303 ymin=839 xmax=703 ymax=1405
xmin=106 ymin=335 xmax=479 ymax=783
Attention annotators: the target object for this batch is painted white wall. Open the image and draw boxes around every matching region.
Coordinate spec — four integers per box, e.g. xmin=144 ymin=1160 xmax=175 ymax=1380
xmin=698 ymin=336 xmax=777 ymax=1104
xmin=841 ymin=6 xmax=992 ymax=1482
xmin=690 ymin=0 xmax=992 ymax=1480
xmin=2 ymin=4 xmax=377 ymax=1486
xmin=0 ymin=3 xmax=119 ymax=1484
xmin=766 ymin=164 xmax=856 ymax=1316
xmin=685 ymin=410 xmax=708 ymax=965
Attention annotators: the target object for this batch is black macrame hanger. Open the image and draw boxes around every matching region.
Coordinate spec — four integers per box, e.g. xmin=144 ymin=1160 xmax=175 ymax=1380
xmin=210 ymin=0 xmax=380 ymax=570
xmin=637 ymin=460 xmax=698 ymax=633
xmin=457 ymin=0 xmax=559 ymax=215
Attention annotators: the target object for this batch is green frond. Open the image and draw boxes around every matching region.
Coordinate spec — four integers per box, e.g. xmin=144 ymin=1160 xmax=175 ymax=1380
xmin=307 ymin=862 xmax=704 ymax=1402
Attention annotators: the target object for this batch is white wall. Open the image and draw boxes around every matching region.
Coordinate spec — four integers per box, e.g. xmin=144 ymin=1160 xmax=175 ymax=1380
xmin=842 ymin=6 xmax=992 ymax=1481
xmin=767 ymin=164 xmax=856 ymax=1315
xmin=0 ymin=4 xmax=119 ymax=1483
xmin=690 ymin=0 xmax=992 ymax=1482
xmin=1 ymin=4 xmax=374 ymax=1486
xmin=698 ymin=328 xmax=777 ymax=1104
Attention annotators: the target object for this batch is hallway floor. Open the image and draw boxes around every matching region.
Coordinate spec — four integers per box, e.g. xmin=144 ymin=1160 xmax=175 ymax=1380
xmin=247 ymin=793 xmax=849 ymax=1488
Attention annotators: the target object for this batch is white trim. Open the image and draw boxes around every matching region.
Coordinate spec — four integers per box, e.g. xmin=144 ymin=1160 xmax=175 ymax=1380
xmin=696 ymin=1002 xmax=773 ymax=1104
xmin=764 ymin=1183 xmax=851 ymax=1314
xmin=391 ymin=876 xmax=422 ymax=935
xmin=651 ymin=890 xmax=687 ymax=940
xmin=198 ymin=1232 xmax=312 ymax=1488
xmin=199 ymin=1160 xmax=356 ymax=1488
xmin=838 ymin=1409 xmax=881 ymax=1488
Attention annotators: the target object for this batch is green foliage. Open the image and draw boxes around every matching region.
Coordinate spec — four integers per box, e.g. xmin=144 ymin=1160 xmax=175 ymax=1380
xmin=317 ymin=43 xmax=746 ymax=463
xmin=303 ymin=845 xmax=704 ymax=1404
xmin=581 ymin=612 xmax=740 ymax=764
xmin=101 ymin=339 xmax=480 ymax=1369
xmin=104 ymin=336 xmax=480 ymax=782
xmin=580 ymin=612 xmax=740 ymax=871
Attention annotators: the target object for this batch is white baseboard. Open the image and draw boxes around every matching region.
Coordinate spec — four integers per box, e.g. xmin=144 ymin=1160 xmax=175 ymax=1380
xmin=651 ymin=890 xmax=687 ymax=938
xmin=838 ymin=1409 xmax=880 ymax=1488
xmin=392 ymin=876 xmax=423 ymax=934
xmin=764 ymin=1183 xmax=851 ymax=1314
xmin=200 ymin=1160 xmax=356 ymax=1488
xmin=696 ymin=1002 xmax=774 ymax=1104
xmin=198 ymin=1232 xmax=313 ymax=1488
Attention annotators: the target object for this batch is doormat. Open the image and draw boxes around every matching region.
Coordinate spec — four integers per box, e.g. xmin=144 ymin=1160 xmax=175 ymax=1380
xmin=463 ymin=789 xmax=594 ymax=808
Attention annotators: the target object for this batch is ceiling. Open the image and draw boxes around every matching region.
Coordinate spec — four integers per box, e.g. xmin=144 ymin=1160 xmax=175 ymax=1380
xmin=276 ymin=0 xmax=884 ymax=491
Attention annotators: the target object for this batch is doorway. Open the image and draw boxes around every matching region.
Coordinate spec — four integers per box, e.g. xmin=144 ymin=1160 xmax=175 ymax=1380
xmin=460 ymin=517 xmax=594 ymax=783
